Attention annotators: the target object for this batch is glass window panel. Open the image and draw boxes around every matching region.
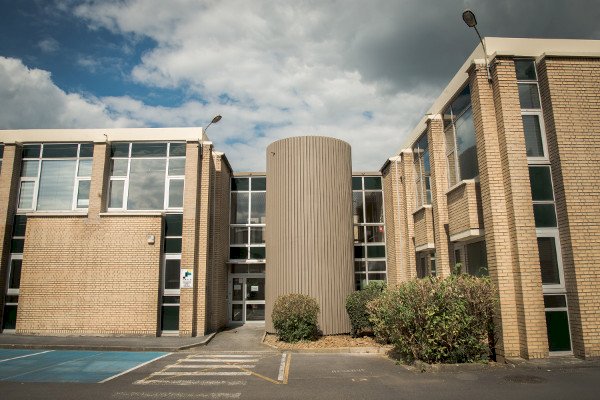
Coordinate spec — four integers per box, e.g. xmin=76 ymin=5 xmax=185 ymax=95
xmin=368 ymin=273 xmax=387 ymax=282
xmin=161 ymin=305 xmax=179 ymax=331
xmin=2 ymin=305 xmax=18 ymax=330
xmin=8 ymin=260 xmax=22 ymax=289
xmin=10 ymin=239 xmax=24 ymax=253
xmin=164 ymin=238 xmax=182 ymax=254
xmin=37 ymin=160 xmax=76 ymax=210
xmin=77 ymin=160 xmax=92 ymax=177
xmin=250 ymin=192 xmax=266 ymax=224
xmin=515 ymin=59 xmax=537 ymax=81
xmin=364 ymin=192 xmax=383 ymax=223
xmin=13 ymin=215 xmax=27 ymax=236
xmin=354 ymin=245 xmax=365 ymax=259
xmin=231 ymin=178 xmax=249 ymax=191
xmin=544 ymin=295 xmax=567 ymax=309
xmin=246 ymin=278 xmax=265 ymax=301
xmin=110 ymin=159 xmax=128 ymax=176
xmin=354 ymin=261 xmax=366 ymax=272
xmin=22 ymin=144 xmax=41 ymax=158
xmin=545 ymin=311 xmax=571 ymax=352
xmin=538 ymin=237 xmax=561 ymax=285
xmin=232 ymin=265 xmax=249 ymax=274
xmin=355 ymin=274 xmax=367 ymax=290
xmin=109 ymin=180 xmax=124 ymax=208
xmin=127 ymin=159 xmax=166 ymax=210
xmin=4 ymin=295 xmax=19 ymax=304
xmin=18 ymin=181 xmax=35 ymax=209
xmin=165 ymin=214 xmax=183 ymax=236
xmin=367 ymin=245 xmax=385 ymax=258
xmin=415 ymin=176 xmax=423 ymax=207
xmin=518 ymin=83 xmax=541 ymax=109
xmin=76 ymin=180 xmax=90 ymax=208
xmin=352 ymin=192 xmax=364 ymax=224
xmin=169 ymin=142 xmax=186 ymax=157
xmin=231 ymin=192 xmax=249 ymax=224
xmin=168 ymin=158 xmax=185 ymax=176
xmin=246 ymin=304 xmax=265 ymax=321
xmin=232 ymin=278 xmax=244 ymax=300
xmin=249 ymin=246 xmax=266 ymax=260
xmin=455 ymin=108 xmax=479 ymax=181
xmin=131 ymin=142 xmax=167 ymax=157
xmin=529 ymin=166 xmax=554 ymax=201
xmin=168 ymin=179 xmax=184 ymax=208
xmin=250 ymin=227 xmax=265 ymax=244
xmin=79 ymin=143 xmax=94 ymax=158
xmin=354 ymin=226 xmax=365 ymax=244
xmin=366 ymin=226 xmax=385 ymax=243
xmin=249 ymin=264 xmax=265 ymax=273
xmin=230 ymin=247 xmax=248 ymax=260
xmin=42 ymin=143 xmax=78 ymax=158
xmin=451 ymin=85 xmax=471 ymax=117
xmin=368 ymin=261 xmax=386 ymax=272
xmin=230 ymin=227 xmax=249 ymax=245
xmin=231 ymin=304 xmax=243 ymax=322
xmin=352 ymin=177 xmax=362 ymax=190
xmin=21 ymin=160 xmax=39 ymax=177
xmin=466 ymin=241 xmax=488 ymax=277
xmin=522 ymin=115 xmax=545 ymax=157
xmin=164 ymin=259 xmax=180 ymax=290
xmin=111 ymin=143 xmax=129 ymax=157
xmin=162 ymin=296 xmax=180 ymax=304
xmin=251 ymin=177 xmax=266 ymax=191
xmin=447 ymin=151 xmax=458 ymax=187
xmin=0 ymin=144 xmax=4 ymax=158
xmin=364 ymin=177 xmax=382 ymax=190
xmin=534 ymin=204 xmax=557 ymax=228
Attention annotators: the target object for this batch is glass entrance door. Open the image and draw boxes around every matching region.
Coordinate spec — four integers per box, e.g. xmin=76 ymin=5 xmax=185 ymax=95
xmin=229 ymin=275 xmax=265 ymax=323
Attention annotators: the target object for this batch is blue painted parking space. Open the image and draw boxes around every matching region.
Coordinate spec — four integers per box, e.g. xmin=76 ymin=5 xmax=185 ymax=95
xmin=0 ymin=349 xmax=169 ymax=383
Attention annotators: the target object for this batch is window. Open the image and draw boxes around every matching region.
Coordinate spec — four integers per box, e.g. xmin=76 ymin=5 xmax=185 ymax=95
xmin=229 ymin=176 xmax=266 ymax=261
xmin=0 ymin=144 xmax=4 ymax=172
xmin=529 ymin=166 xmax=557 ymax=229
xmin=162 ymin=213 xmax=182 ymax=333
xmin=544 ymin=294 xmax=572 ymax=352
xmin=413 ymin=132 xmax=431 ymax=207
xmin=2 ymin=215 xmax=26 ymax=331
xmin=516 ymin=59 xmax=547 ymax=161
xmin=353 ymin=176 xmax=386 ymax=289
xmin=17 ymin=143 xmax=93 ymax=211
xmin=108 ymin=142 xmax=185 ymax=211
xmin=443 ymin=85 xmax=479 ymax=187
xmin=466 ymin=240 xmax=488 ymax=277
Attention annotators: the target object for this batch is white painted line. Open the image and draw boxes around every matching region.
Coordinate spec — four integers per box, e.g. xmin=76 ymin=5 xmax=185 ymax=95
xmin=277 ymin=353 xmax=287 ymax=382
xmin=113 ymin=392 xmax=241 ymax=398
xmin=99 ymin=353 xmax=172 ymax=384
xmin=0 ymin=350 xmax=54 ymax=363
xmin=135 ymin=379 xmax=247 ymax=386
xmin=180 ymin=358 xmax=259 ymax=363
xmin=151 ymin=371 xmax=251 ymax=376
xmin=167 ymin=364 xmax=256 ymax=369
xmin=188 ymin=355 xmax=258 ymax=358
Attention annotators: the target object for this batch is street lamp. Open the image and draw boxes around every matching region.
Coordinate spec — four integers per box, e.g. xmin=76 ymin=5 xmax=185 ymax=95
xmin=462 ymin=9 xmax=492 ymax=82
xmin=205 ymin=115 xmax=222 ymax=133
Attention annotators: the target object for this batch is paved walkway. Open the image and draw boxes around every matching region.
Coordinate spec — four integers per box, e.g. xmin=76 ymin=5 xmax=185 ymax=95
xmin=202 ymin=323 xmax=270 ymax=352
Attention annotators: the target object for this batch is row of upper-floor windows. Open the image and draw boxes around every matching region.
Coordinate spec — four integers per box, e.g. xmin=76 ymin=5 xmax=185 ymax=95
xmin=11 ymin=142 xmax=187 ymax=213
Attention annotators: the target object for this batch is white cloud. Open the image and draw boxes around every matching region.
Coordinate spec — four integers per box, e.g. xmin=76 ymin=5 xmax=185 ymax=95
xmin=38 ymin=37 xmax=60 ymax=53
xmin=0 ymin=56 xmax=137 ymax=129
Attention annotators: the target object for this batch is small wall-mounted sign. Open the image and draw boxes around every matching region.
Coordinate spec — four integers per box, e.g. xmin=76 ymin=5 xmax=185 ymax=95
xmin=181 ymin=269 xmax=193 ymax=288
xmin=251 ymin=286 xmax=259 ymax=292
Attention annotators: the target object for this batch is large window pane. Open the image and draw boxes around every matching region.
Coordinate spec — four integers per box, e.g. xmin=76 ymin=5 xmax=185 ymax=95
xmin=161 ymin=305 xmax=179 ymax=331
xmin=466 ymin=241 xmax=488 ymax=277
xmin=250 ymin=227 xmax=265 ymax=244
xmin=246 ymin=304 xmax=265 ymax=321
xmin=18 ymin=181 xmax=35 ymax=209
xmin=42 ymin=143 xmax=78 ymax=158
xmin=79 ymin=143 xmax=94 ymax=157
xmin=110 ymin=143 xmax=129 ymax=157
xmin=364 ymin=192 xmax=383 ymax=223
xmin=168 ymin=179 xmax=184 ymax=208
xmin=165 ymin=214 xmax=183 ymax=236
xmin=127 ymin=159 xmax=166 ymax=210
xmin=109 ymin=180 xmax=124 ymax=208
xmin=529 ymin=166 xmax=554 ymax=201
xmin=230 ymin=247 xmax=248 ymax=260
xmin=367 ymin=245 xmax=385 ymax=258
xmin=518 ymin=84 xmax=541 ymax=109
xmin=13 ymin=215 xmax=27 ymax=236
xmin=8 ymin=260 xmax=22 ymax=289
xmin=168 ymin=158 xmax=185 ymax=176
xmin=164 ymin=238 xmax=182 ymax=253
xmin=364 ymin=177 xmax=382 ymax=190
xmin=515 ymin=59 xmax=537 ymax=81
xmin=534 ymin=204 xmax=557 ymax=228
xmin=77 ymin=160 xmax=92 ymax=177
xmin=249 ymin=247 xmax=266 ymax=260
xmin=22 ymin=144 xmax=40 ymax=158
xmin=231 ymin=178 xmax=249 ymax=191
xmin=169 ymin=143 xmax=186 ymax=157
xmin=252 ymin=177 xmax=266 ymax=191
xmin=131 ymin=142 xmax=167 ymax=157
xmin=546 ymin=311 xmax=571 ymax=352
xmin=352 ymin=192 xmax=364 ymax=223
xmin=366 ymin=226 xmax=385 ymax=242
xmin=2 ymin=305 xmax=18 ymax=330
xmin=110 ymin=159 xmax=128 ymax=176
xmin=455 ymin=108 xmax=479 ymax=180
xmin=250 ymin=192 xmax=266 ymax=223
xmin=538 ymin=237 xmax=561 ymax=285
xmin=164 ymin=260 xmax=180 ymax=290
xmin=37 ymin=160 xmax=76 ymax=210
xmin=522 ymin=115 xmax=545 ymax=157
xmin=231 ymin=192 xmax=249 ymax=224
xmin=76 ymin=180 xmax=90 ymax=208
xmin=352 ymin=177 xmax=362 ymax=190
xmin=22 ymin=160 xmax=39 ymax=177
xmin=230 ymin=227 xmax=248 ymax=245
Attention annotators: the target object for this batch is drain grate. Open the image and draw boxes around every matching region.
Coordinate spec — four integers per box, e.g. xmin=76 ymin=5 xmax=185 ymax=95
xmin=504 ymin=374 xmax=546 ymax=384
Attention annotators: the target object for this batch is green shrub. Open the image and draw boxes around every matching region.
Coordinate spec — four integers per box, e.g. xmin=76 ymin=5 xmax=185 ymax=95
xmin=346 ymin=281 xmax=386 ymax=337
xmin=272 ymin=293 xmax=320 ymax=343
xmin=368 ymin=275 xmax=497 ymax=363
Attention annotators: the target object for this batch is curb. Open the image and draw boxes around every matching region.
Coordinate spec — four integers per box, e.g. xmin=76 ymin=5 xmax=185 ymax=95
xmin=262 ymin=336 xmax=390 ymax=354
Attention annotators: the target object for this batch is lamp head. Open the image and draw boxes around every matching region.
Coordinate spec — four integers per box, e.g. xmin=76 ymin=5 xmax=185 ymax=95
xmin=462 ymin=9 xmax=477 ymax=28
xmin=211 ymin=115 xmax=222 ymax=124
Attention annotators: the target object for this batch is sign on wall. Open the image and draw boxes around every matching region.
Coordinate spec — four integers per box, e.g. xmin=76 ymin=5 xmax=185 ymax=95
xmin=181 ymin=269 xmax=193 ymax=288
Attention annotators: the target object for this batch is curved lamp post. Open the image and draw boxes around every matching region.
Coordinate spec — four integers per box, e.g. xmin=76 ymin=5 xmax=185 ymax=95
xmin=462 ymin=9 xmax=492 ymax=82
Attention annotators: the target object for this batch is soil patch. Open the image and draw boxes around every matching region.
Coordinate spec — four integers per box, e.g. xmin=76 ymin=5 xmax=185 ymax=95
xmin=264 ymin=333 xmax=387 ymax=350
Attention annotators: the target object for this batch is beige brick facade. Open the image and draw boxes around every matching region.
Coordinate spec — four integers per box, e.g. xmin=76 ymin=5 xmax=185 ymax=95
xmin=413 ymin=206 xmax=434 ymax=249
xmin=446 ymin=180 xmax=483 ymax=239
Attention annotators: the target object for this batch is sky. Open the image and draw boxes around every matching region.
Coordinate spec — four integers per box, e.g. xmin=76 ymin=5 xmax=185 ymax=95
xmin=1 ymin=0 xmax=599 ymax=171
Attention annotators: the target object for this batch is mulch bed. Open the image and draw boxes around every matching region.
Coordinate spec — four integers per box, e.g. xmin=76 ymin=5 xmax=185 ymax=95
xmin=263 ymin=333 xmax=386 ymax=350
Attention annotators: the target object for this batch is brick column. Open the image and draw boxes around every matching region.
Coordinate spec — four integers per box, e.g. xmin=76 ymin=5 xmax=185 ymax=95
xmin=382 ymin=156 xmax=407 ymax=285
xmin=0 ymin=144 xmax=21 ymax=327
xmin=490 ymin=58 xmax=548 ymax=359
xmin=399 ymin=150 xmax=417 ymax=279
xmin=179 ymin=142 xmax=201 ymax=337
xmin=88 ymin=142 xmax=109 ymax=218
xmin=427 ymin=115 xmax=451 ymax=277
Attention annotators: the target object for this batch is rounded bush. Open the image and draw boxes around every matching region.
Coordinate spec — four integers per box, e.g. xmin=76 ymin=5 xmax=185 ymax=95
xmin=368 ymin=275 xmax=497 ymax=363
xmin=272 ymin=293 xmax=320 ymax=343
xmin=345 ymin=281 xmax=386 ymax=337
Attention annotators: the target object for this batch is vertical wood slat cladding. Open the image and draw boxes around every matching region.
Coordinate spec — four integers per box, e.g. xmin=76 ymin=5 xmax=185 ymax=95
xmin=265 ymin=136 xmax=353 ymax=334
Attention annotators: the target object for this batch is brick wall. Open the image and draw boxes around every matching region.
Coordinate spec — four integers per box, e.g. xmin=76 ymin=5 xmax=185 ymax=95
xmin=399 ymin=150 xmax=417 ymax=279
xmin=381 ymin=158 xmax=405 ymax=285
xmin=446 ymin=180 xmax=483 ymax=238
xmin=17 ymin=215 xmax=162 ymax=336
xmin=413 ymin=206 xmax=434 ymax=248
xmin=538 ymin=57 xmax=600 ymax=358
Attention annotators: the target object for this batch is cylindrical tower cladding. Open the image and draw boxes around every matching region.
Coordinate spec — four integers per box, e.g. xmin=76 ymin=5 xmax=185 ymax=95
xmin=265 ymin=136 xmax=354 ymax=335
